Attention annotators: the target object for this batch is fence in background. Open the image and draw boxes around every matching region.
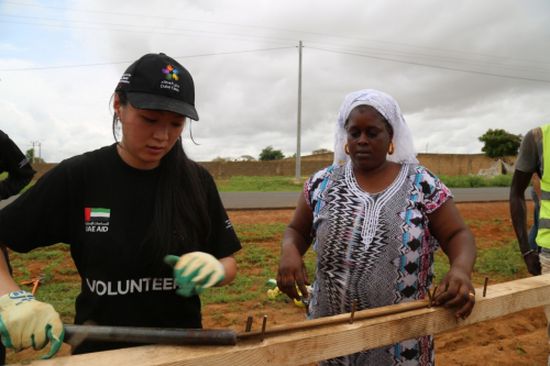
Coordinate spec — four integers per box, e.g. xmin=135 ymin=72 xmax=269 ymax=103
xmin=32 ymin=153 xmax=516 ymax=180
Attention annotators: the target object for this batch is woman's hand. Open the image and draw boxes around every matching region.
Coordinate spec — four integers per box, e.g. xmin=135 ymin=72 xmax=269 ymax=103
xmin=433 ymin=266 xmax=475 ymax=319
xmin=428 ymin=199 xmax=476 ymax=320
xmin=276 ymin=243 xmax=309 ymax=300
xmin=0 ymin=291 xmax=64 ymax=359
xmin=277 ymin=192 xmax=314 ymax=300
xmin=164 ymin=252 xmax=225 ymax=297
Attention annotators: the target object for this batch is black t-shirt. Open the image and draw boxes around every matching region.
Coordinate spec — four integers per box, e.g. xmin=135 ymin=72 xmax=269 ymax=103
xmin=0 ymin=144 xmax=241 ymax=354
xmin=0 ymin=130 xmax=36 ymax=200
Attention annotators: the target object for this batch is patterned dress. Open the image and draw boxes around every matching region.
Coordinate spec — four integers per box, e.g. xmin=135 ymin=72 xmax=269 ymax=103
xmin=305 ymin=162 xmax=451 ymax=366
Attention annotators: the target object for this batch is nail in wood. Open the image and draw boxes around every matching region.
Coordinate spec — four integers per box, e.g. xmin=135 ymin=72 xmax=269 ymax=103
xmin=426 ymin=286 xmax=433 ymax=308
xmin=245 ymin=316 xmax=253 ymax=332
xmin=349 ymin=299 xmax=357 ymax=324
xmin=261 ymin=315 xmax=268 ymax=341
xmin=431 ymin=286 xmax=439 ymax=307
xmin=483 ymin=277 xmax=489 ymax=297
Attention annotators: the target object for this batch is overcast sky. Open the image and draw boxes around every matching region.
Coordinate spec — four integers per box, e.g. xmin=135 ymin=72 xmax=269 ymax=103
xmin=1 ymin=0 xmax=549 ymax=163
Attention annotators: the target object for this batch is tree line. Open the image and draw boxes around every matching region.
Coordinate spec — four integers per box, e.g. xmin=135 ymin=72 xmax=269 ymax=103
xmin=246 ymin=129 xmax=522 ymax=161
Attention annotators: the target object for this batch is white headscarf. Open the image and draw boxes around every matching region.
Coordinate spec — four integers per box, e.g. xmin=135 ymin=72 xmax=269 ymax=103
xmin=333 ymin=89 xmax=418 ymax=166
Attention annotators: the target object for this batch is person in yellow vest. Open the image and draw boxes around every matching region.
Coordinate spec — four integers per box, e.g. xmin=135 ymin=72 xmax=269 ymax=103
xmin=510 ymin=124 xmax=550 ymax=361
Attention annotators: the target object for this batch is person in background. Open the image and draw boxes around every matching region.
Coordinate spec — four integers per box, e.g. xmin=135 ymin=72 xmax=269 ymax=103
xmin=528 ymin=175 xmax=541 ymax=254
xmin=277 ymin=89 xmax=476 ymax=365
xmin=0 ymin=129 xmax=36 ymax=365
xmin=0 ymin=53 xmax=240 ymax=361
xmin=509 ymin=124 xmax=550 ymax=363
xmin=0 ymin=130 xmax=35 ymax=201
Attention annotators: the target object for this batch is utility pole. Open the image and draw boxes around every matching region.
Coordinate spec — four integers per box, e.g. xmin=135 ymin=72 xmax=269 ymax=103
xmin=30 ymin=141 xmax=36 ymax=164
xmin=30 ymin=140 xmax=41 ymax=164
xmin=295 ymin=40 xmax=303 ymax=182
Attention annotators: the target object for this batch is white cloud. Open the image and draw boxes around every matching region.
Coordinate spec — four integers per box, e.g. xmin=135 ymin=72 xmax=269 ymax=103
xmin=1 ymin=0 xmax=549 ymax=163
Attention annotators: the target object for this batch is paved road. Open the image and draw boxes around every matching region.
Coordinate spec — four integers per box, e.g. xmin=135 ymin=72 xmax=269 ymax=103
xmin=0 ymin=187 xmax=528 ymax=211
xmin=219 ymin=187 xmax=526 ymax=210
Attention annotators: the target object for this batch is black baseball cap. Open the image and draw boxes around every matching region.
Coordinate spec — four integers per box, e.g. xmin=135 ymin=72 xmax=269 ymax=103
xmin=115 ymin=53 xmax=199 ymax=121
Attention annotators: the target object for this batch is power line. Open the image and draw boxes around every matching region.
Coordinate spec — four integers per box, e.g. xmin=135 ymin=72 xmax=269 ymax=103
xmin=3 ymin=4 xmax=549 ymax=83
xmin=3 ymin=40 xmax=548 ymax=84
xmin=307 ymin=46 xmax=550 ymax=84
xmin=1 ymin=1 xmax=301 ymax=45
xmin=2 ymin=0 xmax=284 ymax=30
xmin=5 ymin=14 xmax=548 ymax=78
xmin=305 ymin=40 xmax=550 ymax=75
xmin=0 ymin=47 xmax=294 ymax=72
xmin=0 ymin=17 xmax=295 ymax=46
xmin=4 ymin=0 xmax=549 ymax=67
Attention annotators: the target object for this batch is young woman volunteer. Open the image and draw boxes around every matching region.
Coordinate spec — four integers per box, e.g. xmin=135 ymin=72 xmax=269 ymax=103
xmin=0 ymin=52 xmax=241 ymax=359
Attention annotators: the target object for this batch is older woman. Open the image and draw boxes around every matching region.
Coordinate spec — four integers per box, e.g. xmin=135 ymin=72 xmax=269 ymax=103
xmin=277 ymin=89 xmax=476 ymax=365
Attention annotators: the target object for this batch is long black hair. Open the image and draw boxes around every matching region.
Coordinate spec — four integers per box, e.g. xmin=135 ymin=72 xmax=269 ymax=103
xmin=113 ymin=91 xmax=210 ymax=267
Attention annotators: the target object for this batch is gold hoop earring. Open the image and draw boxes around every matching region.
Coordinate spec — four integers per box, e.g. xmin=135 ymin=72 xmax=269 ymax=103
xmin=388 ymin=141 xmax=394 ymax=155
xmin=345 ymin=143 xmax=350 ymax=155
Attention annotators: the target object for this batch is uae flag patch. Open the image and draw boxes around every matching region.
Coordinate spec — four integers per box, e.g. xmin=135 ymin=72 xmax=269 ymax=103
xmin=85 ymin=207 xmax=110 ymax=222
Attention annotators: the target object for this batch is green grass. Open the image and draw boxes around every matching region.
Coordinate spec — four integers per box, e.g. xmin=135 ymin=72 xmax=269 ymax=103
xmin=9 ymin=244 xmax=78 ymax=322
xmin=433 ymin=239 xmax=527 ymax=284
xmin=234 ymin=223 xmax=287 ymax=243
xmin=213 ymin=174 xmax=514 ymax=191
xmin=216 ymin=176 xmax=305 ymax=192
xmin=202 ymin=222 xmax=287 ymax=305
xmin=6 ymin=224 xmax=528 ymax=323
xmin=35 ymin=282 xmax=80 ymax=323
xmin=1 ymin=173 xmax=517 ymax=196
xmin=474 ymin=240 xmax=525 ymax=279
xmin=201 ymin=242 xmax=317 ymax=306
xmin=438 ymin=174 xmax=513 ymax=188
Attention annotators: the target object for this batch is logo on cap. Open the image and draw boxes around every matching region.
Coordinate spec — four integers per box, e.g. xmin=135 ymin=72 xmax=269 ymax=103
xmin=162 ymin=64 xmax=179 ymax=81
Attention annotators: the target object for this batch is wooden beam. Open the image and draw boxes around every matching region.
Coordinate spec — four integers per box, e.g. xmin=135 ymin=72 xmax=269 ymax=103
xmin=15 ymin=274 xmax=550 ymax=366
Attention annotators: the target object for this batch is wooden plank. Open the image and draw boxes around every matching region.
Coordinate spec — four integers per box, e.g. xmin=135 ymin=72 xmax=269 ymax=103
xmin=15 ymin=274 xmax=550 ymax=366
xmin=238 ymin=298 xmax=431 ymax=339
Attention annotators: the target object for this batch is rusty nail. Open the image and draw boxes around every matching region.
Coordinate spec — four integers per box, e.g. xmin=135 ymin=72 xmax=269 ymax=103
xmin=431 ymin=286 xmax=439 ymax=306
xmin=426 ymin=287 xmax=433 ymax=308
xmin=483 ymin=277 xmax=489 ymax=297
xmin=245 ymin=316 xmax=253 ymax=332
xmin=261 ymin=315 xmax=267 ymax=341
xmin=31 ymin=280 xmax=40 ymax=295
xmin=349 ymin=299 xmax=357 ymax=324
xmin=31 ymin=276 xmax=44 ymax=296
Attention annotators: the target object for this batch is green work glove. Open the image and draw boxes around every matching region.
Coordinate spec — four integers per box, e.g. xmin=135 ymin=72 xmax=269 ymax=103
xmin=0 ymin=290 xmax=64 ymax=359
xmin=165 ymin=252 xmax=225 ymax=297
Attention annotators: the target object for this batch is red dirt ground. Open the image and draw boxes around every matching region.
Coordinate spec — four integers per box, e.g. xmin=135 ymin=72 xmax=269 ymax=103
xmin=212 ymin=202 xmax=547 ymax=366
xmin=7 ymin=202 xmax=548 ymax=365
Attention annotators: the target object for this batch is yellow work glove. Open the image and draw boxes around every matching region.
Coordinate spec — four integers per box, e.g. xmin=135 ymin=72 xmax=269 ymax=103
xmin=0 ymin=290 xmax=64 ymax=359
xmin=293 ymin=285 xmax=313 ymax=308
xmin=165 ymin=252 xmax=225 ymax=297
xmin=266 ymin=287 xmax=282 ymax=300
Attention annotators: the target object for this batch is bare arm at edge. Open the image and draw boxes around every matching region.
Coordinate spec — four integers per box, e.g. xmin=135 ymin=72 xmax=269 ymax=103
xmin=217 ymin=255 xmax=237 ymax=286
xmin=0 ymin=246 xmax=21 ymax=295
xmin=429 ymin=199 xmax=476 ymax=319
xmin=510 ymin=169 xmax=541 ymax=275
xmin=277 ymin=192 xmax=313 ymax=300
